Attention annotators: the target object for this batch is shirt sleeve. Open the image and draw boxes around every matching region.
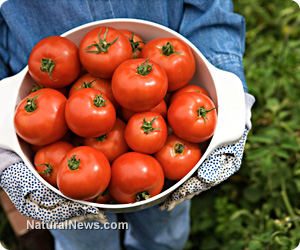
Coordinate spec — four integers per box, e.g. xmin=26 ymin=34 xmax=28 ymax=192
xmin=0 ymin=13 xmax=12 ymax=80
xmin=179 ymin=0 xmax=248 ymax=92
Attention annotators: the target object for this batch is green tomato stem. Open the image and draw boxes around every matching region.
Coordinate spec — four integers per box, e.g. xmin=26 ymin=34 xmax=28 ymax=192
xmin=173 ymin=143 xmax=185 ymax=155
xmin=128 ymin=32 xmax=143 ymax=59
xmin=67 ymin=155 xmax=80 ymax=171
xmin=29 ymin=84 xmax=45 ymax=93
xmin=76 ymin=79 xmax=96 ymax=90
xmin=135 ymin=191 xmax=150 ymax=202
xmin=84 ymin=28 xmax=118 ymax=53
xmin=137 ymin=59 xmax=153 ymax=76
xmin=197 ymin=106 xmax=216 ymax=124
xmin=40 ymin=58 xmax=55 ymax=81
xmin=95 ymin=134 xmax=107 ymax=142
xmin=24 ymin=94 xmax=40 ymax=113
xmin=141 ymin=116 xmax=161 ymax=134
xmin=93 ymin=93 xmax=107 ymax=107
xmin=36 ymin=163 xmax=53 ymax=177
xmin=162 ymin=42 xmax=175 ymax=56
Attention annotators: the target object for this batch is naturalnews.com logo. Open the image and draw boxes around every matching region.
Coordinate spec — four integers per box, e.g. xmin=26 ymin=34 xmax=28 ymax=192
xmin=26 ymin=220 xmax=129 ymax=230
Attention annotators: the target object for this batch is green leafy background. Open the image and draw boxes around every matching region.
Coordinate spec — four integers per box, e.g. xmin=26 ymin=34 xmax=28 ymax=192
xmin=186 ymin=0 xmax=300 ymax=249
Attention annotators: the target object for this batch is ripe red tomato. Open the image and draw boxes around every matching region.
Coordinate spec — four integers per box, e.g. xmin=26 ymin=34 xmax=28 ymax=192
xmin=170 ymin=84 xmax=209 ymax=104
xmin=68 ymin=73 xmax=120 ymax=110
xmin=125 ymin=111 xmax=168 ymax=154
xmin=154 ymin=134 xmax=202 ymax=180
xmin=28 ymin=36 xmax=81 ymax=88
xmin=65 ymin=88 xmax=116 ymax=138
xmin=112 ymin=58 xmax=168 ymax=112
xmin=34 ymin=141 xmax=74 ymax=186
xmin=119 ymin=29 xmax=144 ymax=58
xmin=84 ymin=118 xmax=130 ymax=163
xmin=167 ymin=92 xmax=217 ymax=143
xmin=109 ymin=152 xmax=164 ymax=204
xmin=57 ymin=146 xmax=111 ymax=200
xmin=121 ymin=99 xmax=167 ymax=122
xmin=14 ymin=88 xmax=68 ymax=145
xmin=79 ymin=27 xmax=132 ymax=79
xmin=140 ymin=38 xmax=195 ymax=92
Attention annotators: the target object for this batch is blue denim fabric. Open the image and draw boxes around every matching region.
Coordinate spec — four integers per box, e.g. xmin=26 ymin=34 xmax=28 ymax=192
xmin=0 ymin=0 xmax=247 ymax=91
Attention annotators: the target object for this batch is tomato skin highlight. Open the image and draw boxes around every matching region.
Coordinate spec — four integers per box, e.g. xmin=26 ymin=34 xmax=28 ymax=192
xmin=65 ymin=88 xmax=116 ymax=138
xmin=167 ymin=92 xmax=217 ymax=143
xmin=79 ymin=27 xmax=132 ymax=79
xmin=125 ymin=111 xmax=168 ymax=154
xmin=84 ymin=118 xmax=130 ymax=164
xmin=109 ymin=152 xmax=164 ymax=204
xmin=14 ymin=88 xmax=68 ymax=146
xmin=111 ymin=58 xmax=168 ymax=112
xmin=57 ymin=146 xmax=111 ymax=200
xmin=34 ymin=141 xmax=74 ymax=186
xmin=28 ymin=36 xmax=81 ymax=88
xmin=140 ymin=37 xmax=196 ymax=92
xmin=154 ymin=134 xmax=202 ymax=180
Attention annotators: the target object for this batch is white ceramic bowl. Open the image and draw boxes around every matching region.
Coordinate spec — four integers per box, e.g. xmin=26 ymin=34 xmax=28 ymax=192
xmin=0 ymin=19 xmax=245 ymax=213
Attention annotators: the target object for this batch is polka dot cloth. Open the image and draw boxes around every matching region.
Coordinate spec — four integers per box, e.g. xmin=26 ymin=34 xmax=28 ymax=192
xmin=159 ymin=127 xmax=249 ymax=211
xmin=0 ymin=162 xmax=107 ymax=224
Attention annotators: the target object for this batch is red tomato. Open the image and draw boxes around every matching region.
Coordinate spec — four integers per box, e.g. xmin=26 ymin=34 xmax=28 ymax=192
xmin=79 ymin=27 xmax=132 ymax=79
xmin=112 ymin=58 xmax=168 ymax=112
xmin=34 ymin=141 xmax=74 ymax=186
xmin=109 ymin=152 xmax=164 ymax=204
xmin=170 ymin=84 xmax=209 ymax=104
xmin=86 ymin=188 xmax=113 ymax=204
xmin=125 ymin=111 xmax=168 ymax=154
xmin=28 ymin=36 xmax=81 ymax=88
xmin=84 ymin=118 xmax=130 ymax=163
xmin=140 ymin=38 xmax=195 ymax=92
xmin=65 ymin=88 xmax=116 ymax=138
xmin=154 ymin=134 xmax=202 ymax=180
xmin=167 ymin=92 xmax=217 ymax=143
xmin=68 ymin=73 xmax=120 ymax=110
xmin=57 ymin=146 xmax=111 ymax=200
xmin=14 ymin=89 xmax=68 ymax=145
xmin=122 ymin=99 xmax=167 ymax=122
xmin=119 ymin=29 xmax=144 ymax=58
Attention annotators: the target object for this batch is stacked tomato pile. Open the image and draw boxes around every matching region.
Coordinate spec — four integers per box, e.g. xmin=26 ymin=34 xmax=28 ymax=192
xmin=13 ymin=26 xmax=217 ymax=204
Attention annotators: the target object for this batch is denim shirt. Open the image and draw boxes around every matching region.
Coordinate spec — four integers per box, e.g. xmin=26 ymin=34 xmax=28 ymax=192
xmin=0 ymin=0 xmax=247 ymax=92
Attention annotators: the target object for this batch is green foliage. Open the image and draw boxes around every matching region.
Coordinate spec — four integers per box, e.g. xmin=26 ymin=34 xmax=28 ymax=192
xmin=186 ymin=0 xmax=300 ymax=249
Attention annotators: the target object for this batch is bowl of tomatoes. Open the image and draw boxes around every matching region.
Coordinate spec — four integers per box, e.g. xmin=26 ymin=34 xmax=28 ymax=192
xmin=0 ymin=19 xmax=245 ymax=212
